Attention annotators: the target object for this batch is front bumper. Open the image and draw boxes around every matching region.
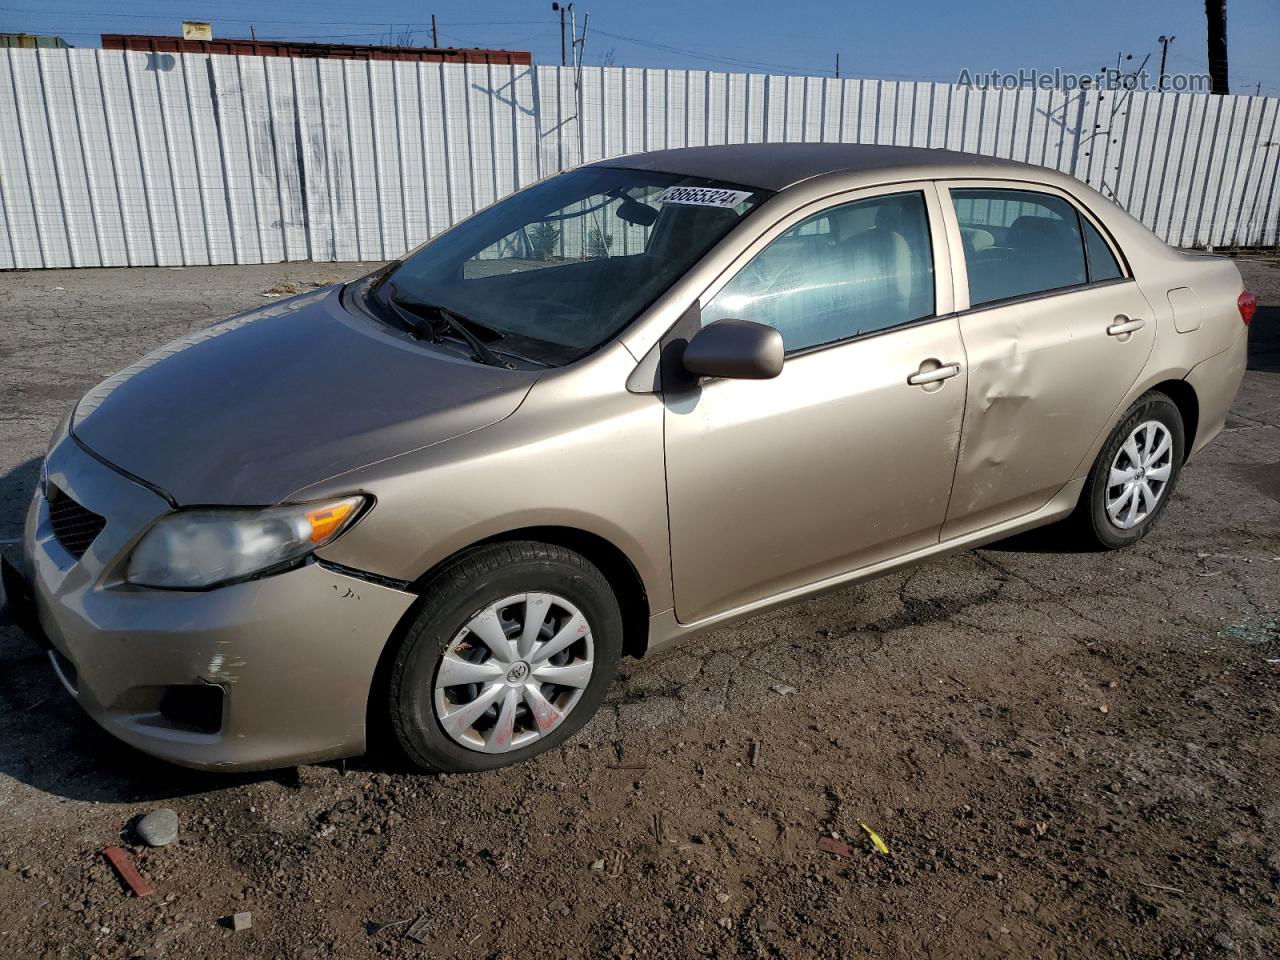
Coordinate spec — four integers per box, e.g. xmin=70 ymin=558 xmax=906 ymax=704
xmin=6 ymin=436 xmax=417 ymax=771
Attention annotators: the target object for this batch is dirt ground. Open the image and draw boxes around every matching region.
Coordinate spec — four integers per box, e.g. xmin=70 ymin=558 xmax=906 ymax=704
xmin=1 ymin=257 xmax=1278 ymax=960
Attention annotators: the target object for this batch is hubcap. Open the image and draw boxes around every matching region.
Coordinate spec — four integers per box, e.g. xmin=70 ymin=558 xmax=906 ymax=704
xmin=433 ymin=593 xmax=594 ymax=754
xmin=1105 ymin=419 xmax=1173 ymax=530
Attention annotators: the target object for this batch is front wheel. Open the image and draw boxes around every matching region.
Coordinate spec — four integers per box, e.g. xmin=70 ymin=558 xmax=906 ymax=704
xmin=1074 ymin=390 xmax=1185 ymax=549
xmin=386 ymin=541 xmax=622 ymax=773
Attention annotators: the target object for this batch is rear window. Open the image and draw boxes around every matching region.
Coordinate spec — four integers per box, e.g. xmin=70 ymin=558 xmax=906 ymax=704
xmin=1082 ymin=217 xmax=1124 ymax=282
xmin=951 ymin=188 xmax=1087 ymax=307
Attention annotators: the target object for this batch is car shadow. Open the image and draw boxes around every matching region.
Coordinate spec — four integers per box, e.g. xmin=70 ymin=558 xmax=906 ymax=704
xmin=0 ymin=456 xmax=292 ymax=802
xmin=1248 ymin=303 xmax=1279 ymax=373
xmin=979 ymin=520 xmax=1101 ymax=554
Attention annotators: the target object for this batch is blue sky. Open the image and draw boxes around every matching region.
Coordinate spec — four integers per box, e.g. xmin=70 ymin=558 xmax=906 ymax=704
xmin=3 ymin=0 xmax=1278 ymax=95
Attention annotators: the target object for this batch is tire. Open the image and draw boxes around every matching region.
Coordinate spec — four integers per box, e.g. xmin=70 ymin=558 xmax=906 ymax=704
xmin=386 ymin=541 xmax=622 ymax=773
xmin=1073 ymin=390 xmax=1186 ymax=550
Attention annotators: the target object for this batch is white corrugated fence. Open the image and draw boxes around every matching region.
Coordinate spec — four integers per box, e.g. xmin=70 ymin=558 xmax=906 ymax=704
xmin=1 ymin=48 xmax=1277 ymax=269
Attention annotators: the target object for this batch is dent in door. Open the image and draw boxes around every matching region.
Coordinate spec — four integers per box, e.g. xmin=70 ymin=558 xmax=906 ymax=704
xmin=944 ymin=285 xmax=1157 ymax=538
xmin=962 ymin=317 xmax=1034 ymax=480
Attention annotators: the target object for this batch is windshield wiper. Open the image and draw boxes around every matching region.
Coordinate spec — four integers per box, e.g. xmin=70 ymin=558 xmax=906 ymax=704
xmin=385 ymin=287 xmax=513 ymax=369
xmin=368 ymin=259 xmax=402 ymax=296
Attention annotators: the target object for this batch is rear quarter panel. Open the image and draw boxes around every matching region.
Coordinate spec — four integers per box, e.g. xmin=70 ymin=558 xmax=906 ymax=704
xmin=1063 ymin=192 xmax=1247 ymax=476
xmin=1134 ymin=250 xmax=1246 ymax=364
xmin=1116 ymin=250 xmax=1247 ymax=459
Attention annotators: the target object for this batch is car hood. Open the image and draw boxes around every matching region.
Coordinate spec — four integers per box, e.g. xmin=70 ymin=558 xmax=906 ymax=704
xmin=71 ymin=286 xmax=539 ymax=506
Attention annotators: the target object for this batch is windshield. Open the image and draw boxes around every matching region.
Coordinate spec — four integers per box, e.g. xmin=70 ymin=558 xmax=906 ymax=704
xmin=376 ymin=167 xmax=771 ymax=365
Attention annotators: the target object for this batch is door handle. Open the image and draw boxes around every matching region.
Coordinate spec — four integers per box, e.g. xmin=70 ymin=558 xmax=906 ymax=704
xmin=907 ymin=362 xmax=962 ymax=386
xmin=1107 ymin=316 xmax=1146 ymax=336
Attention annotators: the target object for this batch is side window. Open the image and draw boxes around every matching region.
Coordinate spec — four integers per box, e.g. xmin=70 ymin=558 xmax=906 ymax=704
xmin=701 ymin=191 xmax=935 ymax=353
xmin=1082 ymin=217 xmax=1124 ymax=281
xmin=951 ymin=188 xmax=1087 ymax=307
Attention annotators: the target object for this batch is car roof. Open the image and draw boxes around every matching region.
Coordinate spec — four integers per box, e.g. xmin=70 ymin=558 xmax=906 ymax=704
xmin=592 ymin=143 xmax=1034 ymax=192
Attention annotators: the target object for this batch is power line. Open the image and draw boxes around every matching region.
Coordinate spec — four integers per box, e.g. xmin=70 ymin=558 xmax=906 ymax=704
xmin=591 ymin=27 xmax=963 ymax=81
xmin=589 ymin=27 xmax=834 ymax=74
xmin=1165 ymin=51 xmax=1276 ymax=96
xmin=2 ymin=5 xmax=852 ymax=75
xmin=0 ymin=6 xmax=550 ymax=28
xmin=0 ymin=8 xmax=559 ymax=47
xmin=6 ymin=5 xmax=1275 ymax=93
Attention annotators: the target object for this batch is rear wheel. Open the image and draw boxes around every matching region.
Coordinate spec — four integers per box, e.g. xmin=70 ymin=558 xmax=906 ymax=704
xmin=386 ymin=541 xmax=622 ymax=773
xmin=1074 ymin=391 xmax=1185 ymax=549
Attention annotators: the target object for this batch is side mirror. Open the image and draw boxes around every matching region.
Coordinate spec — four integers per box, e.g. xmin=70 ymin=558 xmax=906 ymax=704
xmin=682 ymin=319 xmax=784 ymax=380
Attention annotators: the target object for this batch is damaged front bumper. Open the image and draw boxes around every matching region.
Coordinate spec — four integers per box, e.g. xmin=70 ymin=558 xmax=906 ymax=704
xmin=7 ymin=436 xmax=417 ymax=772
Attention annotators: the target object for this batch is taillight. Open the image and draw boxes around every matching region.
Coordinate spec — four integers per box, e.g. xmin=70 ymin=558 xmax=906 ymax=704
xmin=1238 ymin=290 xmax=1256 ymax=325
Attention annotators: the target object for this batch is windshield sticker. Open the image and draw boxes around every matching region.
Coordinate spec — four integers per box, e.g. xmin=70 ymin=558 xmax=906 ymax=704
xmin=657 ymin=186 xmax=754 ymax=208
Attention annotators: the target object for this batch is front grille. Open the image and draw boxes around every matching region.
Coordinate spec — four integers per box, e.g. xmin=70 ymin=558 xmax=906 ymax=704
xmin=47 ymin=485 xmax=106 ymax=560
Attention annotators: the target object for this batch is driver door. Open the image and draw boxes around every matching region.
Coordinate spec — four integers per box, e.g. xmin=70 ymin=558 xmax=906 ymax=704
xmin=663 ymin=184 xmax=968 ymax=623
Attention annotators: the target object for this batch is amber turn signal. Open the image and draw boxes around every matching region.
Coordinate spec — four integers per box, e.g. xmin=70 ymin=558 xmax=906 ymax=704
xmin=306 ymin=499 xmax=362 ymax=544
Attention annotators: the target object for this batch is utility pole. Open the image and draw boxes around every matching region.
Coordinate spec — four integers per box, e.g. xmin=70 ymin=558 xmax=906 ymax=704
xmin=250 ymin=24 xmax=257 ymax=40
xmin=1157 ymin=35 xmax=1174 ymax=90
xmin=431 ymin=14 xmax=438 ymax=48
xmin=835 ymin=52 xmax=840 ymax=78
xmin=576 ymin=12 xmax=590 ymax=86
xmin=552 ymin=2 xmax=570 ymax=66
xmin=1204 ymin=0 xmax=1229 ymax=94
xmin=569 ymin=5 xmax=577 ymax=70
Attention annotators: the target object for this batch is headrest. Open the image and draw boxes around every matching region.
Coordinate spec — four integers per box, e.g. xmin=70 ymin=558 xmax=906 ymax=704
xmin=875 ymin=200 xmax=912 ymax=233
xmin=1008 ymin=215 xmax=1074 ymax=251
xmin=843 ymin=227 xmax=912 ymax=303
xmin=960 ymin=226 xmax=995 ymax=251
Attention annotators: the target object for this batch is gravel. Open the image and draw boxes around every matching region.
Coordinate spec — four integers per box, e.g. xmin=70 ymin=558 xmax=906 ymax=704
xmin=0 ymin=256 xmax=1277 ymax=959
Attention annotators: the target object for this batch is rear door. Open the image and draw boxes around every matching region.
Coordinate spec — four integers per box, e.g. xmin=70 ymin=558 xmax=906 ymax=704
xmin=938 ymin=182 xmax=1157 ymax=539
xmin=662 ymin=183 xmax=968 ymax=623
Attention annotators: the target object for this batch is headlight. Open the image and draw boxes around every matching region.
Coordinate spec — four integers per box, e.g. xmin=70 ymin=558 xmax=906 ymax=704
xmin=126 ymin=496 xmax=367 ymax=589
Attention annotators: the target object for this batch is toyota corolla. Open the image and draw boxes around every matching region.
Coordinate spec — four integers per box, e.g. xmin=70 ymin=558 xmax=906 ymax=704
xmin=1 ymin=143 xmax=1252 ymax=773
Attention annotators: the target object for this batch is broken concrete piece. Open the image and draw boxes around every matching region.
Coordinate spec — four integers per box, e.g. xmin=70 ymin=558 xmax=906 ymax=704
xmin=102 ymin=847 xmax=154 ymax=897
xmin=404 ymin=912 xmax=431 ymax=944
xmin=816 ymin=836 xmax=854 ymax=858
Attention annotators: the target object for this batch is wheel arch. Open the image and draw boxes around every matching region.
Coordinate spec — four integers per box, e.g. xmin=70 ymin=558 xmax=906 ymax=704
xmin=1149 ymin=378 xmax=1200 ymax=460
xmin=1079 ymin=374 xmax=1200 ymax=480
xmin=410 ymin=526 xmax=652 ymax=660
xmin=363 ymin=525 xmax=652 ymax=758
